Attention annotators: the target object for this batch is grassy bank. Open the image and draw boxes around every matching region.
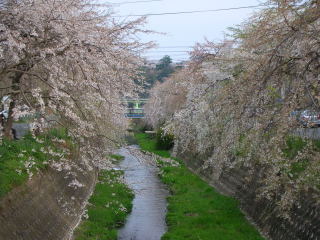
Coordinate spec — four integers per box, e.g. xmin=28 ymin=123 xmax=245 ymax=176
xmin=134 ymin=132 xmax=171 ymax=158
xmin=135 ymin=132 xmax=264 ymax=240
xmin=74 ymin=169 xmax=134 ymax=240
xmin=0 ymin=128 xmax=73 ymax=198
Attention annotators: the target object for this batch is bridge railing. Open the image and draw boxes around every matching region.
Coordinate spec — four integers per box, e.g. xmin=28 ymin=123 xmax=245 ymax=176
xmin=125 ymin=113 xmax=145 ymax=119
xmin=125 ymin=108 xmax=145 ymax=118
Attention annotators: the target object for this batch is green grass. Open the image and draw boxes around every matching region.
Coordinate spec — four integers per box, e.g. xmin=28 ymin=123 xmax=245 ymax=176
xmin=282 ymin=136 xmax=307 ymax=159
xmin=74 ymin=170 xmax=134 ymax=240
xmin=109 ymin=154 xmax=125 ymax=164
xmin=281 ymin=136 xmax=320 ymax=160
xmin=0 ymin=128 xmax=73 ymax=198
xmin=282 ymin=137 xmax=320 ymax=181
xmin=135 ymin=132 xmax=264 ymax=240
xmin=134 ymin=133 xmax=171 ymax=158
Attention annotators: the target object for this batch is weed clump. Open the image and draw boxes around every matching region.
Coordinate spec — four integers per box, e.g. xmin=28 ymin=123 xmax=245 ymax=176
xmin=74 ymin=170 xmax=133 ymax=240
xmin=156 ymin=128 xmax=174 ymax=150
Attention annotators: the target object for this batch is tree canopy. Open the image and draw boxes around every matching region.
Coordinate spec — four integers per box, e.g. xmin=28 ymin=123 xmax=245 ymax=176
xmin=156 ymin=55 xmax=174 ymax=82
xmin=0 ymin=0 xmax=150 ymax=166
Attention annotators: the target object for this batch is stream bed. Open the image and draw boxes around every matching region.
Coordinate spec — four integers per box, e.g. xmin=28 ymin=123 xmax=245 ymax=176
xmin=117 ymin=146 xmax=169 ymax=240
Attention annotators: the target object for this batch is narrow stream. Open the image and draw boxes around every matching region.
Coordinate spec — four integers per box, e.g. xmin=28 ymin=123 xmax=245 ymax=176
xmin=118 ymin=146 xmax=168 ymax=240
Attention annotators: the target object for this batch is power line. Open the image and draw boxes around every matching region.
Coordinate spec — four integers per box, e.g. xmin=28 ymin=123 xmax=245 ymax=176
xmin=147 ymin=55 xmax=189 ymax=57
xmin=144 ymin=52 xmax=189 ymax=55
xmin=145 ymin=55 xmax=189 ymax=58
xmin=100 ymin=0 xmax=162 ymax=6
xmin=147 ymin=50 xmax=191 ymax=53
xmin=155 ymin=46 xmax=193 ymax=49
xmin=118 ymin=4 xmax=270 ymax=17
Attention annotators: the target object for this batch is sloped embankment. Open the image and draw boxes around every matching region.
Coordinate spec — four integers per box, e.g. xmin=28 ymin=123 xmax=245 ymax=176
xmin=0 ymin=162 xmax=97 ymax=240
xmin=175 ymin=147 xmax=320 ymax=240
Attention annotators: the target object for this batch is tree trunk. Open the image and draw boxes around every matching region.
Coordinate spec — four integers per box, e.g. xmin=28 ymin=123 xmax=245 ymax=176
xmin=3 ymin=67 xmax=24 ymax=139
xmin=3 ymin=99 xmax=15 ymax=139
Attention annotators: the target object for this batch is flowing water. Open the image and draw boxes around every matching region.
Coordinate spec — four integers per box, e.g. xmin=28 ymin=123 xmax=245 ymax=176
xmin=118 ymin=146 xmax=168 ymax=240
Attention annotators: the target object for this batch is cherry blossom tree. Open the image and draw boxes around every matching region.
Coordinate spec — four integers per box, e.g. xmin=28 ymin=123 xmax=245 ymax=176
xmin=144 ymin=0 xmax=320 ymax=215
xmin=0 ymin=0 xmax=151 ymax=165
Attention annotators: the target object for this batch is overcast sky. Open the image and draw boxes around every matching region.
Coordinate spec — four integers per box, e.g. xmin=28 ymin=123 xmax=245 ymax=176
xmin=109 ymin=0 xmax=267 ymax=62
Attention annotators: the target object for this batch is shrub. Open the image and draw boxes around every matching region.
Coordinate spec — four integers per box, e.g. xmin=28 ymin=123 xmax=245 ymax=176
xmin=156 ymin=128 xmax=174 ymax=150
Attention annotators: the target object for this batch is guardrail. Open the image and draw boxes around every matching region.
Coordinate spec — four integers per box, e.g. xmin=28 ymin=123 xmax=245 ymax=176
xmin=125 ymin=113 xmax=145 ymax=119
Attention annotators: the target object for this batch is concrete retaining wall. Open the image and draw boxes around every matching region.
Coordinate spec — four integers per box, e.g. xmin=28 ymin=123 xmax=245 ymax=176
xmin=176 ymin=148 xmax=320 ymax=240
xmin=0 ymin=161 xmax=97 ymax=240
xmin=293 ymin=128 xmax=320 ymax=140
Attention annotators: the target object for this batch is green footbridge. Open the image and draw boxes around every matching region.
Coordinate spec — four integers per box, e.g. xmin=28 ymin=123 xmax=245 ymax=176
xmin=122 ymin=99 xmax=147 ymax=119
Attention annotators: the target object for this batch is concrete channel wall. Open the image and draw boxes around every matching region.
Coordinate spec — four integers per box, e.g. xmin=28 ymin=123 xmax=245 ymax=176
xmin=0 ymin=161 xmax=97 ymax=240
xmin=175 ymin=148 xmax=320 ymax=240
xmin=293 ymin=128 xmax=320 ymax=140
